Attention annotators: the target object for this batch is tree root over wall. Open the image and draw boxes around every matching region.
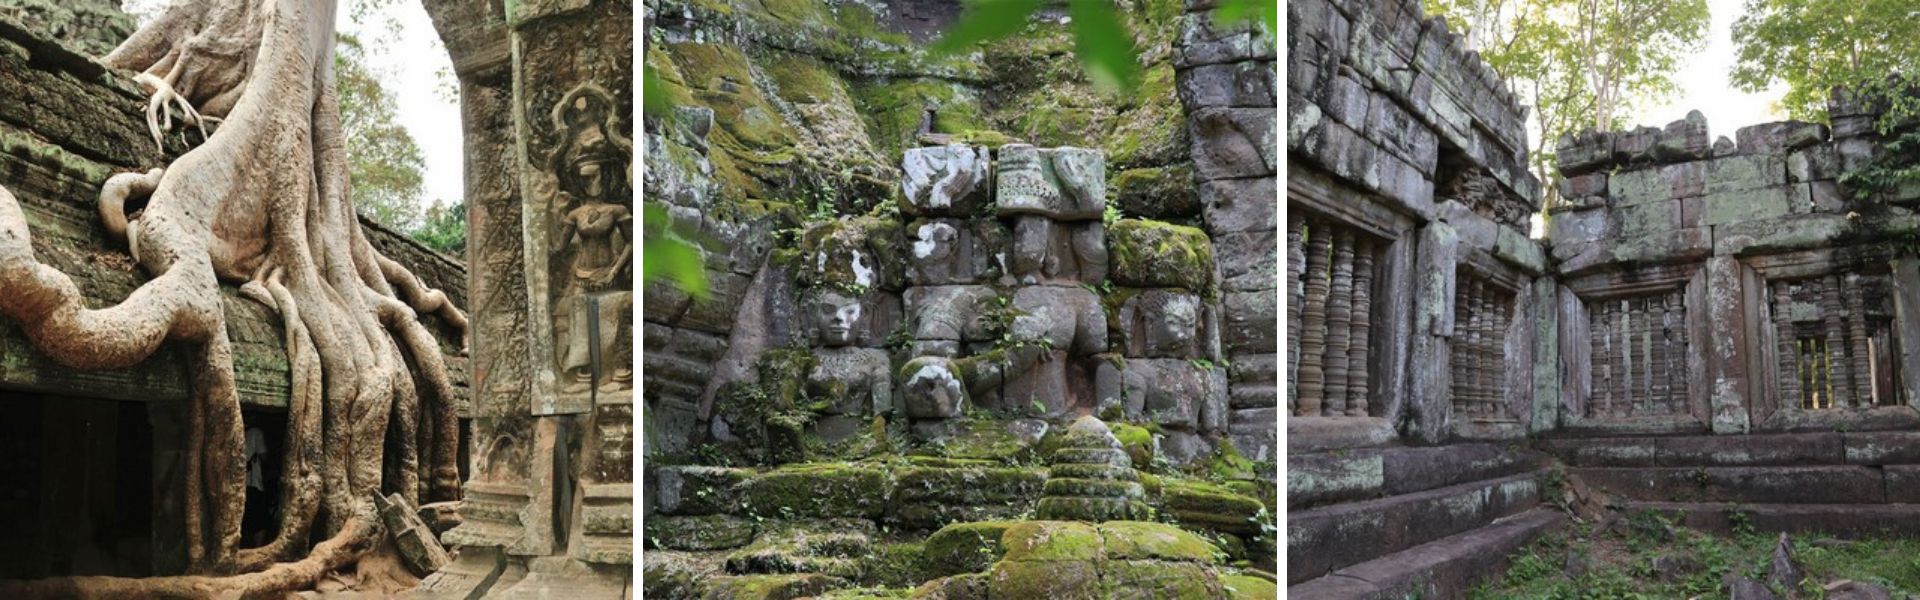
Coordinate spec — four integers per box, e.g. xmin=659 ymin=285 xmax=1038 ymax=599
xmin=0 ymin=0 xmax=467 ymax=595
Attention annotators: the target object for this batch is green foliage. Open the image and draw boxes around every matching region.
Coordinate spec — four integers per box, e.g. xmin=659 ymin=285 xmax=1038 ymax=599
xmin=1729 ymin=0 xmax=1920 ymax=123
xmin=1213 ymin=0 xmax=1277 ymax=32
xmin=1422 ymin=0 xmax=1708 ymax=207
xmin=642 ymin=203 xmax=711 ymax=300
xmin=413 ymin=200 xmax=467 ymax=255
xmin=931 ymin=0 xmax=1140 ymax=96
xmin=337 ymin=35 xmax=428 ymax=231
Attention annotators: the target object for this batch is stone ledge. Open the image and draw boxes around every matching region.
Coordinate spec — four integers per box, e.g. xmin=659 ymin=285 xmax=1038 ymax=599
xmin=1287 ymin=509 xmax=1566 ymax=600
xmin=1571 ymin=465 xmax=1886 ymax=504
xmin=1625 ymin=501 xmax=1920 ymax=538
xmin=1287 ymin=471 xmax=1541 ymax=584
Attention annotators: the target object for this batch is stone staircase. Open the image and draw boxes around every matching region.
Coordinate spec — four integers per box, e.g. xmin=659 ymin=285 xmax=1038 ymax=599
xmin=1546 ymin=431 xmax=1920 ymax=537
xmin=1287 ymin=444 xmax=1567 ymax=599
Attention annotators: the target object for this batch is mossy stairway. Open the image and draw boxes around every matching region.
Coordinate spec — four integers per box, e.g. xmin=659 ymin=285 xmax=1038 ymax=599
xmin=1546 ymin=431 xmax=1920 ymax=537
xmin=1287 ymin=444 xmax=1567 ymax=599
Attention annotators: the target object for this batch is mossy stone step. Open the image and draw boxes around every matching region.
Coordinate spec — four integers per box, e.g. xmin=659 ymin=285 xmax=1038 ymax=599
xmin=1287 ymin=509 xmax=1566 ymax=600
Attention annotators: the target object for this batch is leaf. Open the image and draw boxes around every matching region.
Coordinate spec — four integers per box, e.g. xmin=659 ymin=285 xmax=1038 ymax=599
xmin=1067 ymin=0 xmax=1141 ymax=95
xmin=930 ymin=0 xmax=1044 ymax=55
xmin=641 ymin=204 xmax=711 ymax=300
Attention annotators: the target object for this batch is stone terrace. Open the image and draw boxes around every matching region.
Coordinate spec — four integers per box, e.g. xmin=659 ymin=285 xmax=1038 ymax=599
xmin=1288 ymin=0 xmax=1920 ymax=597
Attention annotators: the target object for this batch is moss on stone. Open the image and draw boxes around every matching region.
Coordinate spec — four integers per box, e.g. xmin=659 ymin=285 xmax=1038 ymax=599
xmin=986 ymin=559 xmax=1103 ymax=598
xmin=1098 ymin=521 xmax=1226 ymax=564
xmin=644 ymin=514 xmax=758 ymax=551
xmin=1108 ymin=219 xmax=1216 ymax=293
xmin=1102 ymin=560 xmax=1224 ymax=598
xmin=1109 ymin=422 xmax=1157 ymax=467
xmin=922 ymin=521 xmax=1017 ymax=578
xmin=908 ymin=418 xmax=1045 ymax=464
xmin=908 ymin=573 xmax=988 ymax=600
xmin=815 ymin=589 xmax=913 ymax=600
xmin=853 ymin=78 xmax=989 ymax=162
xmin=1219 ymin=574 xmax=1279 ymax=600
xmin=999 ymin=521 xmax=1106 ymax=562
xmin=701 ymin=573 xmax=848 ymax=599
xmin=739 ymin=462 xmax=894 ymax=519
xmin=1111 ymin=165 xmax=1201 ymax=218
xmin=1161 ymin=479 xmax=1266 ymax=536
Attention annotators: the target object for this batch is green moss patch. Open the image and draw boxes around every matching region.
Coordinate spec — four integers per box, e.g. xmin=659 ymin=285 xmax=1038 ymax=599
xmin=986 ymin=559 xmax=1103 ymax=598
xmin=1161 ymin=479 xmax=1266 ymax=536
xmin=644 ymin=514 xmax=758 ymax=551
xmin=999 ymin=521 xmax=1106 ymax=562
xmin=1102 ymin=560 xmax=1223 ymax=598
xmin=700 ymin=573 xmax=848 ymax=600
xmin=1098 ymin=521 xmax=1226 ymax=564
xmin=1220 ymin=574 xmax=1279 ymax=600
xmin=740 ymin=463 xmax=894 ymax=519
xmin=923 ymin=521 xmax=1018 ymax=578
xmin=1108 ymin=219 xmax=1216 ymax=293
xmin=1110 ymin=165 xmax=1200 ymax=219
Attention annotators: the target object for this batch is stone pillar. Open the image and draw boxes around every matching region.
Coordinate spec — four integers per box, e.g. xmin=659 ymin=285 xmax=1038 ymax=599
xmin=1530 ymin=276 xmax=1560 ymax=433
xmin=1890 ymin=259 xmax=1920 ymax=406
xmin=1705 ymin=256 xmax=1755 ymax=433
xmin=1406 ymin=222 xmax=1458 ymax=444
xmin=500 ymin=0 xmax=633 ymax=593
xmin=1172 ymin=0 xmax=1277 ymax=462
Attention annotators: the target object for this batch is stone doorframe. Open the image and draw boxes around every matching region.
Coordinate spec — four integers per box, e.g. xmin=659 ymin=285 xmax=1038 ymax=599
xmin=1287 ymin=167 xmax=1418 ymax=452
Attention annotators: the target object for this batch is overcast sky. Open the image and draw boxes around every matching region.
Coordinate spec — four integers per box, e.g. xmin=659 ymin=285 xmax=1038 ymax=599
xmin=345 ymin=2 xmax=464 ymax=207
xmin=1628 ymin=0 xmax=1790 ymax=139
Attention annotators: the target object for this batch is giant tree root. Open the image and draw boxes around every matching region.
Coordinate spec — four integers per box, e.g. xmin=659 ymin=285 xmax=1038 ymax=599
xmin=0 ymin=517 xmax=379 ymax=599
xmin=0 ymin=0 xmax=468 ymax=589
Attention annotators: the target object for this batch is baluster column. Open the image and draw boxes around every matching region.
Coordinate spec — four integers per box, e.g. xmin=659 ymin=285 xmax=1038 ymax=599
xmin=1297 ymin=222 xmax=1331 ymax=416
xmin=1346 ymin=238 xmax=1374 ymax=417
xmin=1287 ymin=216 xmax=1306 ymax=412
xmin=1823 ymin=275 xmax=1849 ymax=408
xmin=1847 ymin=274 xmax=1871 ymax=405
xmin=1324 ymin=230 xmax=1355 ymax=415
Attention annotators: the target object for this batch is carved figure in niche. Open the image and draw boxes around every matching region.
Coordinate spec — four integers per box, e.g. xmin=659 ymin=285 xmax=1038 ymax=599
xmin=807 ymin=290 xmax=894 ymax=417
xmin=901 ymin=286 xmax=1107 ymax=420
xmin=908 ymin=218 xmax=1011 ymax=286
xmin=902 ymin=145 xmax=991 ymax=216
xmin=995 ymin=144 xmax=1105 ymax=220
xmin=903 ymin=285 xmax=999 ymax=357
xmin=549 ymin=84 xmax=635 ymax=393
xmin=1011 ymin=217 xmax=1107 ymax=284
xmin=1119 ymin=291 xmax=1209 ymax=358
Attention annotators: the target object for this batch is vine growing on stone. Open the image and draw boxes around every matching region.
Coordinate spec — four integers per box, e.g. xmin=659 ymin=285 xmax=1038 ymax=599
xmin=0 ymin=0 xmax=469 ymax=595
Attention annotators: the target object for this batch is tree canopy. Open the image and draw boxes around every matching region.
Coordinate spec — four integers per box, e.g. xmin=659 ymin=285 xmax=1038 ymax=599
xmin=1730 ymin=0 xmax=1920 ymax=123
xmin=1423 ymin=0 xmax=1709 ymax=204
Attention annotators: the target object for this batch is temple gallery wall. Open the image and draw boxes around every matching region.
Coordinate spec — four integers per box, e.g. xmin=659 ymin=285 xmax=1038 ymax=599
xmin=1288 ymin=0 xmax=1920 ymax=597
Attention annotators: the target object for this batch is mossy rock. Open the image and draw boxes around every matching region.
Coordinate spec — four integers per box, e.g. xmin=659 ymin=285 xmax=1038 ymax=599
xmin=725 ymin=522 xmax=871 ymax=577
xmin=922 ymin=521 xmax=1018 ymax=579
xmin=1219 ymin=574 xmax=1279 ymax=600
xmin=894 ymin=465 xmax=1046 ymax=504
xmin=815 ymin=588 xmax=913 ymax=600
xmin=1111 ymin=165 xmax=1200 ymax=218
xmin=1102 ymin=560 xmax=1225 ymax=598
xmin=739 ymin=463 xmax=894 ymax=519
xmin=1162 ymin=479 xmax=1267 ymax=536
xmin=1049 ymin=446 xmax=1131 ymax=468
xmin=985 ymin=559 xmax=1103 ymax=599
xmin=644 ymin=514 xmax=758 ymax=551
xmin=1049 ymin=463 xmax=1139 ymax=482
xmin=999 ymin=521 xmax=1106 ymax=562
xmin=1098 ymin=521 xmax=1225 ymax=564
xmin=911 ymin=418 xmax=1049 ymax=464
xmin=700 ymin=573 xmax=848 ymax=600
xmin=1108 ymin=219 xmax=1217 ymax=293
xmin=1109 ymin=422 xmax=1158 ymax=467
xmin=908 ymin=573 xmax=988 ymax=600
xmin=651 ymin=465 xmax=751 ymax=516
xmin=1034 ymin=496 xmax=1154 ymax=522
xmin=1041 ymin=477 xmax=1146 ymax=500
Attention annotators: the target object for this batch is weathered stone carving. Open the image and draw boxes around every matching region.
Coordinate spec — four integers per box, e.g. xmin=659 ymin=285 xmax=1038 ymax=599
xmin=547 ymin=84 xmax=634 ymax=396
xmin=1034 ymin=416 xmax=1151 ymax=522
xmin=1117 ymin=290 xmax=1208 ymax=358
xmin=1010 ymin=216 xmax=1107 ymax=285
xmin=995 ymin=144 xmax=1105 ymax=221
xmin=902 ymin=145 xmax=991 ymax=217
xmin=903 ymin=285 xmax=999 ymax=357
xmin=805 ymin=290 xmax=893 ymax=417
xmin=906 ymin=218 xmax=1011 ymax=286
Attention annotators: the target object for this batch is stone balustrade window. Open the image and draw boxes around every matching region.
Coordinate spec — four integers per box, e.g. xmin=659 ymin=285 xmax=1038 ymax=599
xmin=1288 ymin=215 xmax=1385 ymax=418
xmin=1586 ymin=289 xmax=1690 ymax=418
xmin=1769 ymin=275 xmax=1906 ymax=409
xmin=1451 ymin=273 xmax=1516 ymax=422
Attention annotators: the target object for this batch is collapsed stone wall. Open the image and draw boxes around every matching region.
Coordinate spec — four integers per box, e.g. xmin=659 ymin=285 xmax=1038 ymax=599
xmin=642 ymin=0 xmax=1278 ymax=465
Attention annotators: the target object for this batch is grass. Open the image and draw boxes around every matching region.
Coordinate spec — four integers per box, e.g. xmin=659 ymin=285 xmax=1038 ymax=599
xmin=1470 ymin=512 xmax=1920 ymax=599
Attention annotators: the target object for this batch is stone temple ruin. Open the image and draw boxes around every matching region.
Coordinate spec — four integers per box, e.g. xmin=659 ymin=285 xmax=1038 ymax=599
xmin=643 ymin=0 xmax=1278 ymax=597
xmin=1290 ymin=0 xmax=1920 ymax=597
xmin=0 ymin=0 xmax=634 ymax=596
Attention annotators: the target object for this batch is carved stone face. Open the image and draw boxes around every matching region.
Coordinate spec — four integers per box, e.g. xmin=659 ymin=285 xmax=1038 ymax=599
xmin=549 ymin=85 xmax=631 ymax=205
xmin=814 ymin=291 xmax=864 ymax=347
xmin=1147 ymin=295 xmax=1200 ymax=355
